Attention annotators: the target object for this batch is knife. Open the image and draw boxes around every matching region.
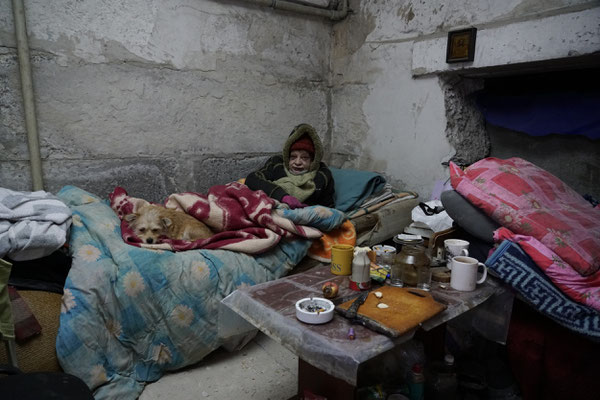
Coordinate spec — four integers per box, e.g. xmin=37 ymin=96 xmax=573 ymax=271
xmin=346 ymin=291 xmax=369 ymax=319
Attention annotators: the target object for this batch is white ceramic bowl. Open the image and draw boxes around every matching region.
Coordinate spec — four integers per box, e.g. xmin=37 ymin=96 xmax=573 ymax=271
xmin=295 ymin=297 xmax=334 ymax=324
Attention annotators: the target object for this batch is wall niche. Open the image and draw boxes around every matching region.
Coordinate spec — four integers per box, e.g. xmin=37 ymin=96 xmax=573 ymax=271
xmin=477 ymin=67 xmax=600 ymax=200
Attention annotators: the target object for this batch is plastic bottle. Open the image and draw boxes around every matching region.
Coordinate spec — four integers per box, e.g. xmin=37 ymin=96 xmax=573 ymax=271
xmin=407 ymin=363 xmax=425 ymax=400
xmin=425 ymin=354 xmax=458 ymax=400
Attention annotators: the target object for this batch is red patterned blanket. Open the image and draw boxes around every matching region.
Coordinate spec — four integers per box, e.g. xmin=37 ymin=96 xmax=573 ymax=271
xmin=109 ymin=182 xmax=323 ymax=254
xmin=450 ymin=157 xmax=600 ymax=276
xmin=450 ymin=157 xmax=600 ymax=311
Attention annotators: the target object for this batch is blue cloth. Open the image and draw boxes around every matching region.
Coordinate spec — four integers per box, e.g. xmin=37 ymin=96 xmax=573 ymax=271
xmin=55 ymin=186 xmax=345 ymax=399
xmin=475 ymin=91 xmax=600 ymax=139
xmin=278 ymin=204 xmax=347 ymax=230
xmin=330 ymin=167 xmax=386 ymax=212
xmin=486 ymin=240 xmax=600 ymax=340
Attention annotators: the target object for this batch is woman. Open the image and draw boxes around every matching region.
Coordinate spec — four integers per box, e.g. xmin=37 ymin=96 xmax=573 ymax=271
xmin=245 ymin=123 xmax=335 ymax=208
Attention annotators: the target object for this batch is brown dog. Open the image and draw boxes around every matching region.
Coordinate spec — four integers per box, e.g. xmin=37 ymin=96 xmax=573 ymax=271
xmin=125 ymin=204 xmax=213 ymax=244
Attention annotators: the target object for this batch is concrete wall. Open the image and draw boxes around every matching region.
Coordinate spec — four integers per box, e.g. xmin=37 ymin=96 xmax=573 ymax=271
xmin=331 ymin=0 xmax=600 ymax=199
xmin=0 ymin=0 xmax=332 ymax=202
xmin=2 ymin=0 xmax=599 ymax=203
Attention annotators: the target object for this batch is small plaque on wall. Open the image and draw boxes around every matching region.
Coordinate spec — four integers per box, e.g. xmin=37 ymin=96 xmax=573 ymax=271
xmin=446 ymin=28 xmax=477 ymax=63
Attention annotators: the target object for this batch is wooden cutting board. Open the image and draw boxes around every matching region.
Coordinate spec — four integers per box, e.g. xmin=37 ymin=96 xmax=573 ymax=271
xmin=336 ymin=286 xmax=446 ymax=337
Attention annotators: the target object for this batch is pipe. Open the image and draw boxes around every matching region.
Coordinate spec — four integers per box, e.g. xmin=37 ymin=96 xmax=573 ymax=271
xmin=12 ymin=0 xmax=44 ymax=191
xmin=245 ymin=0 xmax=349 ymax=21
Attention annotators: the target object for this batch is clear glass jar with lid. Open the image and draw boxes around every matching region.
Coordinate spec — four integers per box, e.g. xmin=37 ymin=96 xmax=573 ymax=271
xmin=390 ymin=236 xmax=430 ymax=288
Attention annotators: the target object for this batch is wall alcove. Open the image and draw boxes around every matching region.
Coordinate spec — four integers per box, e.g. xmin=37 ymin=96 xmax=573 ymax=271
xmin=444 ymin=64 xmax=600 ymax=199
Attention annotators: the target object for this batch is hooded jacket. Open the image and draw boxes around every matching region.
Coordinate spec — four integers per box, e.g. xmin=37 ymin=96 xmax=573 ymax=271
xmin=245 ymin=124 xmax=335 ymax=207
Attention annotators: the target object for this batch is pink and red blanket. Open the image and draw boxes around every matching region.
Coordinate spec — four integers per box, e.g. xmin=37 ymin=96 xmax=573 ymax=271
xmin=450 ymin=157 xmax=600 ymax=311
xmin=110 ymin=182 xmax=323 ymax=254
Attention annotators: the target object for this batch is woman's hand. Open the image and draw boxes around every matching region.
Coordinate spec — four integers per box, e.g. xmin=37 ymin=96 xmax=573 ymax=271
xmin=281 ymin=195 xmax=308 ymax=209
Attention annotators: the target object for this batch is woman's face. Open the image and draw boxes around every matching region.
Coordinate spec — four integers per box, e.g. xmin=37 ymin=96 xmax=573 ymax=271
xmin=289 ymin=150 xmax=312 ymax=175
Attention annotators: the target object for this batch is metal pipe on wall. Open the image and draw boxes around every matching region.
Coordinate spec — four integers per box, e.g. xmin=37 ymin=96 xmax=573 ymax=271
xmin=244 ymin=0 xmax=349 ymax=20
xmin=8 ymin=0 xmax=347 ymax=194
xmin=12 ymin=0 xmax=44 ymax=191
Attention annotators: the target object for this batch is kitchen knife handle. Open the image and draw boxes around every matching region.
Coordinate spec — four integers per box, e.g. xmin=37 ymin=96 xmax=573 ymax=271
xmin=346 ymin=292 xmax=368 ymax=318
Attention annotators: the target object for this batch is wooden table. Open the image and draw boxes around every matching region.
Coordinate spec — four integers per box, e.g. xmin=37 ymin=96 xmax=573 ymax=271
xmin=221 ymin=263 xmax=503 ymax=399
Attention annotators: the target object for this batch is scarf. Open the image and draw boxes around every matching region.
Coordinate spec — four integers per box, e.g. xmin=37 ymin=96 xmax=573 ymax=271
xmin=273 ymin=168 xmax=318 ymax=202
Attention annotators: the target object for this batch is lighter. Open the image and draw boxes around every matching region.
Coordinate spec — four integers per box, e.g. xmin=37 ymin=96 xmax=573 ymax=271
xmin=347 ymin=327 xmax=355 ymax=340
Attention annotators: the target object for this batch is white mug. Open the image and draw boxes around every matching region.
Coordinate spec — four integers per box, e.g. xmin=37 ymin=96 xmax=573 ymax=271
xmin=444 ymin=239 xmax=469 ymax=265
xmin=448 ymin=256 xmax=487 ymax=291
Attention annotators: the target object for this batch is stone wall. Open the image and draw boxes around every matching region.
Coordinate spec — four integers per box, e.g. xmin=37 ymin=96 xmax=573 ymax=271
xmin=0 ymin=0 xmax=332 ymax=202
xmin=2 ymin=0 xmax=599 ymax=202
xmin=331 ymin=0 xmax=599 ymax=199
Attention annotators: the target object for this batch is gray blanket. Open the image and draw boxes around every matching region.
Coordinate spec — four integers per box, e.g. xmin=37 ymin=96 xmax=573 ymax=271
xmin=0 ymin=188 xmax=72 ymax=261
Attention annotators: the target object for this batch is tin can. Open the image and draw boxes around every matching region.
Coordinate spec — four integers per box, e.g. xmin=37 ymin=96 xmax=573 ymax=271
xmin=330 ymin=244 xmax=354 ymax=275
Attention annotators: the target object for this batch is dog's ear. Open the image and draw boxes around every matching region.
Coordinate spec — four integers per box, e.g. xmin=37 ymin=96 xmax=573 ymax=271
xmin=124 ymin=213 xmax=138 ymax=223
xmin=161 ymin=217 xmax=173 ymax=228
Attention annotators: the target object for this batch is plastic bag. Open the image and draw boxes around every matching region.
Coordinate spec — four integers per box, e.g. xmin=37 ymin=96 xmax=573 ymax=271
xmin=411 ymin=200 xmax=453 ymax=232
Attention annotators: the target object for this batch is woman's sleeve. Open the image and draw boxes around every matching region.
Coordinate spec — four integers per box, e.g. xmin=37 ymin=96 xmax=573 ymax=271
xmin=316 ymin=165 xmax=336 ymax=208
xmin=245 ymin=156 xmax=289 ymax=201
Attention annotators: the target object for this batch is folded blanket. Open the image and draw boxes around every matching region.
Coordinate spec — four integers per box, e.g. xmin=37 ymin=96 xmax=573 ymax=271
xmin=330 ymin=168 xmax=387 ymax=212
xmin=0 ymin=188 xmax=72 ymax=261
xmin=306 ymin=220 xmax=356 ymax=262
xmin=110 ymin=182 xmax=346 ymax=254
xmin=357 ymin=183 xmax=395 ymax=209
xmin=346 ymin=191 xmax=418 ymax=219
xmin=486 ymin=240 xmax=600 ymax=340
xmin=495 ymin=227 xmax=600 ymax=312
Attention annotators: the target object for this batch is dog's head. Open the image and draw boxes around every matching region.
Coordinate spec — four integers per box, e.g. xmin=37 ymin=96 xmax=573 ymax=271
xmin=124 ymin=205 xmax=173 ymax=244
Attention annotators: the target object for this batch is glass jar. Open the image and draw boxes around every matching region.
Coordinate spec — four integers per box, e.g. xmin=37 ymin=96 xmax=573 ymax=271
xmin=390 ymin=239 xmax=430 ymax=287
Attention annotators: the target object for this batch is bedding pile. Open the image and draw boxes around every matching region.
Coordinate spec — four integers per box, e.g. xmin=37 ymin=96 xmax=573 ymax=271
xmin=486 ymin=240 xmax=600 ymax=340
xmin=450 ymin=157 xmax=600 ymax=276
xmin=0 ymin=187 xmax=71 ymax=261
xmin=110 ymin=182 xmax=329 ymax=254
xmin=55 ymin=185 xmax=346 ymax=399
xmin=450 ymin=157 xmax=600 ymax=311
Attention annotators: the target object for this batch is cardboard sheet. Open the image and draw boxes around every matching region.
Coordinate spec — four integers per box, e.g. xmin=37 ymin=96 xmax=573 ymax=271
xmin=336 ymin=286 xmax=446 ymax=337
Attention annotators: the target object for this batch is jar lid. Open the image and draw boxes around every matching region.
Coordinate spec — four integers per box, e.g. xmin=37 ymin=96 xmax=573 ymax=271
xmin=393 ymin=234 xmax=424 ymax=245
xmin=372 ymin=244 xmax=396 ymax=254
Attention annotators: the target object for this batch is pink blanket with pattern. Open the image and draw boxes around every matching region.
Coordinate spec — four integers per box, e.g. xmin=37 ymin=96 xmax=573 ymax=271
xmin=450 ymin=158 xmax=600 ymax=276
xmin=450 ymin=157 xmax=600 ymax=311
xmin=109 ymin=182 xmax=322 ymax=254
xmin=494 ymin=227 xmax=600 ymax=311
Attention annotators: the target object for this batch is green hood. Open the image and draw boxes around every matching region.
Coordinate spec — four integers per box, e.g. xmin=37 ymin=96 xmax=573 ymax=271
xmin=282 ymin=123 xmax=324 ymax=172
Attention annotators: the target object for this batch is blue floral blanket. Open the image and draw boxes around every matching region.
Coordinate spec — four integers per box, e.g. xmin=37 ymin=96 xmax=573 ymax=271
xmin=55 ymin=186 xmax=346 ymax=399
